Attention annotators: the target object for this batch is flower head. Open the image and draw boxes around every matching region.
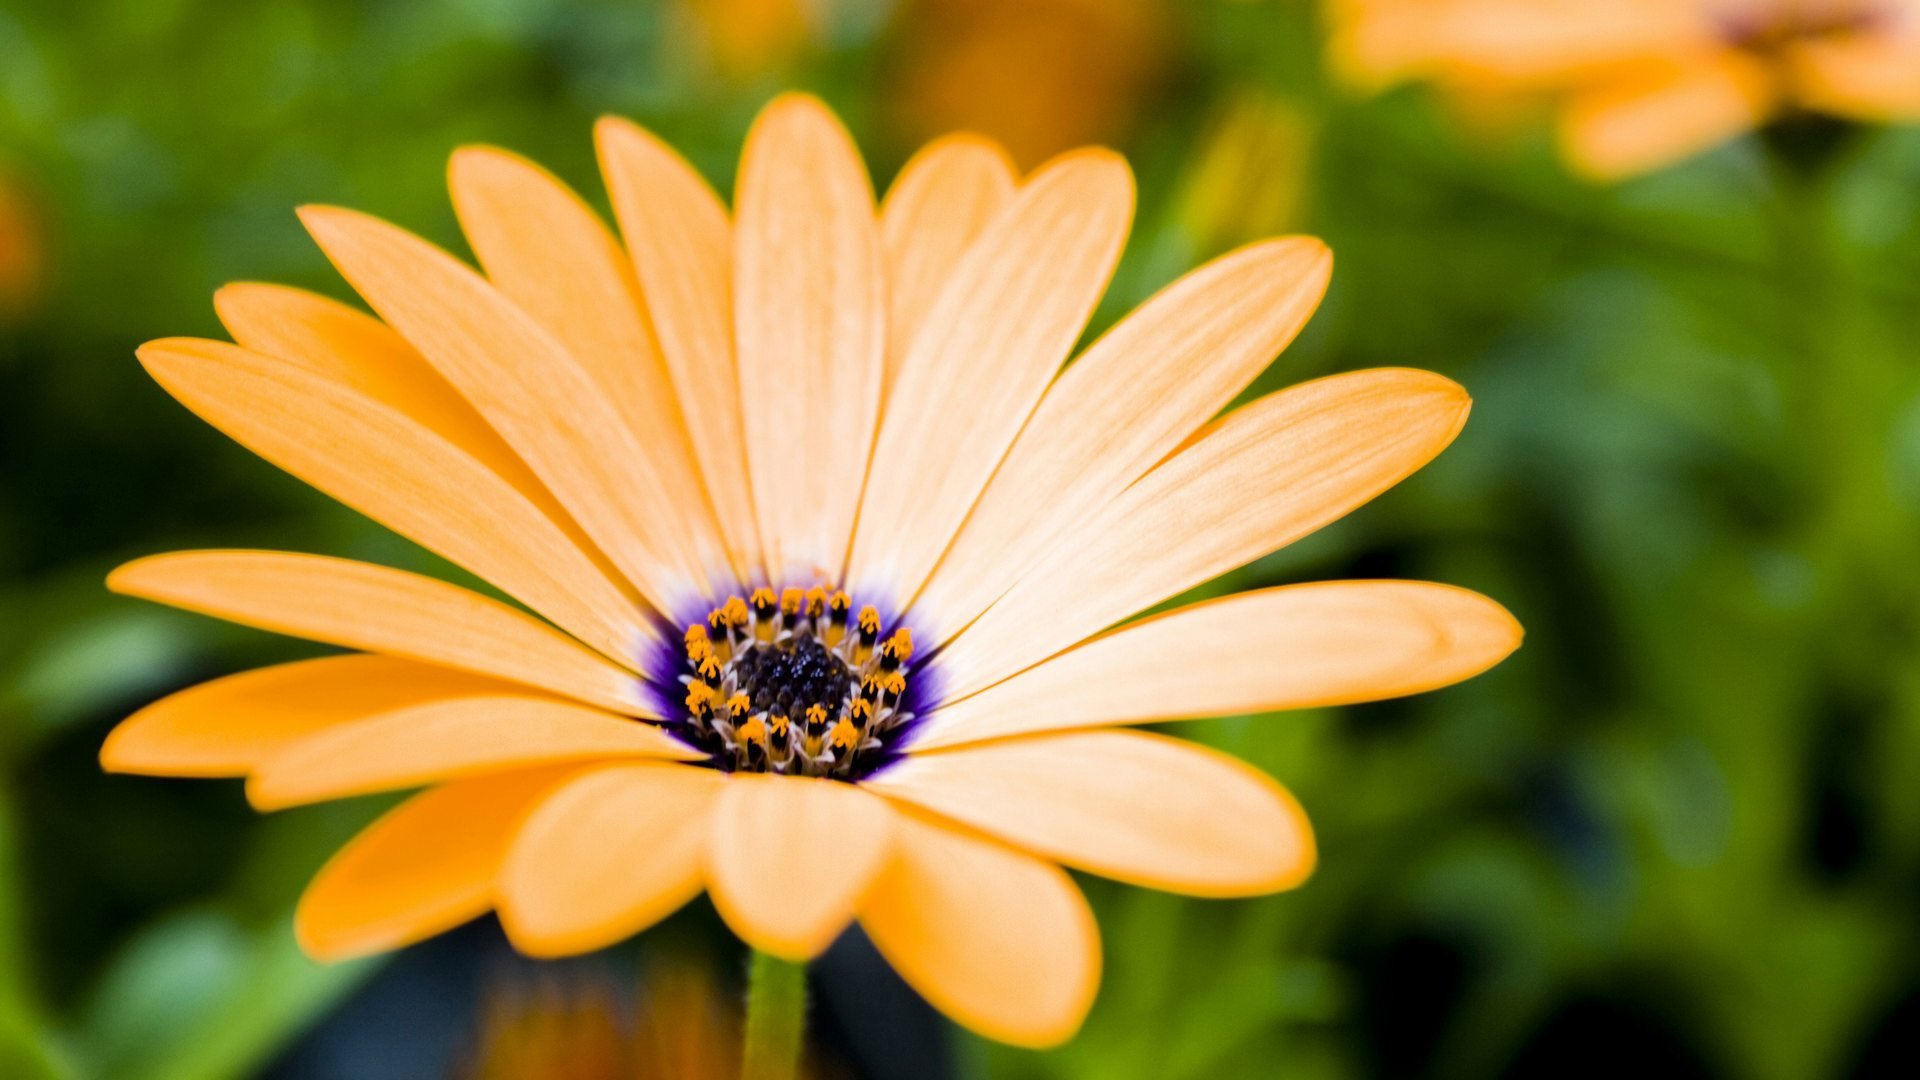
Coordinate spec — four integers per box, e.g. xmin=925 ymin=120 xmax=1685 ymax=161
xmin=1329 ymin=0 xmax=1920 ymax=178
xmin=0 ymin=165 xmax=47 ymax=323
xmin=101 ymin=94 xmax=1520 ymax=1047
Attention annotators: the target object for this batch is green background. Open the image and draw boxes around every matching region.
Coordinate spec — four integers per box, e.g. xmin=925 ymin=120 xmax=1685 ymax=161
xmin=4 ymin=0 xmax=1920 ymax=1076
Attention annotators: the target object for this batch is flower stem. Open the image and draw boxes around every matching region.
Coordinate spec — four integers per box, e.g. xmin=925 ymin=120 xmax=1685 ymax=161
xmin=742 ymin=950 xmax=806 ymax=1080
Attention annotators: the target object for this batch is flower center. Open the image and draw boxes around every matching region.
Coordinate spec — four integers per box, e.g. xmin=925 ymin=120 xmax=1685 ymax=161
xmin=672 ymin=586 xmax=915 ymax=780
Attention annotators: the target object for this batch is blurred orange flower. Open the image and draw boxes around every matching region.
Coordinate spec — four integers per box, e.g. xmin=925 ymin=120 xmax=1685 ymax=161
xmin=459 ymin=962 xmax=786 ymax=1080
xmin=678 ymin=0 xmax=817 ymax=79
xmin=100 ymin=94 xmax=1519 ymax=1046
xmin=882 ymin=0 xmax=1171 ymax=167
xmin=462 ymin=978 xmax=631 ymax=1080
xmin=1329 ymin=0 xmax=1920 ymax=177
xmin=0 ymin=167 xmax=47 ymax=321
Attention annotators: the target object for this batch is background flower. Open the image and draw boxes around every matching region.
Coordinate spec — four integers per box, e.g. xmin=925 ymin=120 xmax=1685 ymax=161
xmin=1328 ymin=0 xmax=1920 ymax=177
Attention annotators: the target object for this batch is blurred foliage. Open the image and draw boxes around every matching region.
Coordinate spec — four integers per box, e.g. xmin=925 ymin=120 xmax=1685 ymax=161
xmin=5 ymin=0 xmax=1920 ymax=1078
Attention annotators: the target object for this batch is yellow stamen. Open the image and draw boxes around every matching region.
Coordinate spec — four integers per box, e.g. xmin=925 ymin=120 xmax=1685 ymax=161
xmin=853 ymin=605 xmax=881 ymax=663
xmin=749 ymin=587 xmax=778 ymax=643
xmin=738 ymin=714 xmax=768 ymax=745
xmin=710 ymin=597 xmax=749 ymax=629
xmin=828 ymin=716 xmax=860 ymax=751
xmin=685 ymin=682 xmax=715 ymax=714
xmin=823 ymin=590 xmax=851 ymax=647
xmin=883 ymin=627 xmax=914 ymax=662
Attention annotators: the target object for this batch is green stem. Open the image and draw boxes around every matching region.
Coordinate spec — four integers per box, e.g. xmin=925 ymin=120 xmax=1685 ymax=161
xmin=742 ymin=950 xmax=807 ymax=1080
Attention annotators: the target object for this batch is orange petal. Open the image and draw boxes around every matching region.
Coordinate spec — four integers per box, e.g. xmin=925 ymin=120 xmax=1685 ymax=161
xmin=213 ymin=282 xmax=552 ymax=509
xmin=848 ymin=149 xmax=1133 ymax=607
xmin=247 ymin=695 xmax=696 ymax=810
xmin=934 ymin=369 xmax=1471 ymax=702
xmin=300 ymin=205 xmax=713 ymax=613
xmin=706 ymin=775 xmax=894 ymax=960
xmin=858 ymin=810 xmax=1099 ymax=1048
xmin=916 ymin=580 xmax=1521 ymax=749
xmin=1789 ymin=32 xmax=1920 ymax=121
xmin=1331 ymin=0 xmax=1705 ymax=90
xmin=101 ymin=654 xmax=515 ymax=777
xmin=732 ymin=93 xmax=884 ymax=583
xmin=497 ymin=762 xmax=721 ymax=957
xmin=108 ymin=550 xmax=647 ymax=715
xmin=447 ymin=147 xmax=735 ymax=585
xmin=596 ymin=116 xmax=764 ymax=584
xmin=1559 ymin=52 xmax=1774 ymax=180
xmin=878 ymin=134 xmax=1017 ymax=384
xmin=912 ymin=237 xmax=1332 ymax=642
xmin=873 ymin=730 xmax=1313 ymax=897
xmin=296 ymin=765 xmax=585 ymax=960
xmin=134 ymin=337 xmax=649 ymax=663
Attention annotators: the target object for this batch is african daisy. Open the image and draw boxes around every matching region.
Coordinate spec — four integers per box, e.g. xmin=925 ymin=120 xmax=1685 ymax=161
xmin=1329 ymin=0 xmax=1920 ymax=178
xmin=102 ymin=93 xmax=1520 ymax=1047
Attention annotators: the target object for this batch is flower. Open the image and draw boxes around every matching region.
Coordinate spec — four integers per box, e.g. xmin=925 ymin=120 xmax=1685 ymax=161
xmin=102 ymin=93 xmax=1521 ymax=1047
xmin=459 ymin=960 xmax=776 ymax=1079
xmin=462 ymin=977 xmax=631 ymax=1080
xmin=677 ymin=0 xmax=817 ymax=80
xmin=1328 ymin=0 xmax=1920 ymax=178
xmin=0 ymin=165 xmax=47 ymax=322
xmin=881 ymin=0 xmax=1171 ymax=167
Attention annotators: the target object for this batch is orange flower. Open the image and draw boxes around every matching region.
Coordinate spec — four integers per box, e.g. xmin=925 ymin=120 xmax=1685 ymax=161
xmin=459 ymin=961 xmax=781 ymax=1079
xmin=678 ymin=0 xmax=816 ymax=79
xmin=1329 ymin=0 xmax=1920 ymax=177
xmin=0 ymin=166 xmax=47 ymax=321
xmin=882 ymin=0 xmax=1170 ymax=168
xmin=101 ymin=94 xmax=1520 ymax=1047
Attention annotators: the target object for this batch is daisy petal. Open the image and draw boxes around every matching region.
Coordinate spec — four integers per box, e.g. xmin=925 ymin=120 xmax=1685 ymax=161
xmin=873 ymin=730 xmax=1313 ymax=897
xmin=300 ymin=205 xmax=713 ymax=613
xmin=108 ymin=550 xmax=647 ymax=714
xmin=849 ymin=149 xmax=1133 ymax=608
xmin=134 ymin=337 xmax=648 ymax=663
xmin=1560 ymin=53 xmax=1774 ymax=180
xmin=448 ymin=147 xmax=732 ymax=584
xmin=912 ymin=237 xmax=1333 ymax=641
xmin=858 ymin=810 xmax=1099 ymax=1048
xmin=596 ymin=116 xmax=764 ymax=583
xmin=879 ymin=134 xmax=1017 ymax=383
xmin=934 ymin=368 xmax=1471 ymax=703
xmin=247 ymin=695 xmax=696 ymax=810
xmin=497 ymin=763 xmax=721 ymax=957
xmin=733 ymin=93 xmax=884 ymax=583
xmin=213 ymin=283 xmax=547 ymax=503
xmin=707 ymin=775 xmax=894 ymax=960
xmin=296 ymin=765 xmax=583 ymax=961
xmin=916 ymin=580 xmax=1521 ymax=749
xmin=101 ymin=655 xmax=513 ymax=777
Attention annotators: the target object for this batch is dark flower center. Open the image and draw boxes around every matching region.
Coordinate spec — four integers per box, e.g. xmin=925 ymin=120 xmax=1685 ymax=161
xmin=667 ymin=586 xmax=916 ymax=780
